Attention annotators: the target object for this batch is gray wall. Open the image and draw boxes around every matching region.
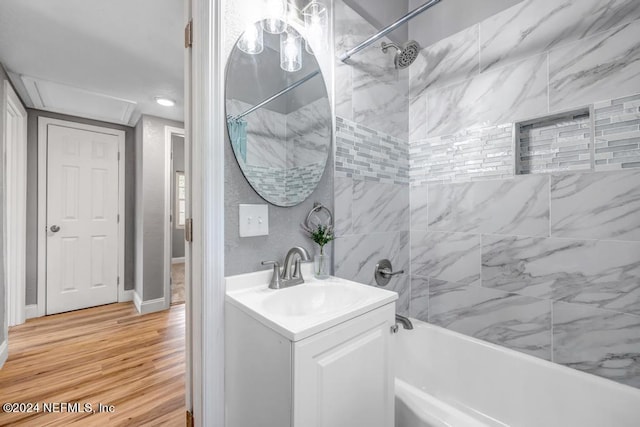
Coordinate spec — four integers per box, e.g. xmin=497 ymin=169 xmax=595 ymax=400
xmin=135 ymin=115 xmax=183 ymax=301
xmin=224 ymin=130 xmax=334 ymax=276
xmin=134 ymin=119 xmax=143 ymax=298
xmin=25 ymin=109 xmax=136 ymax=307
xmin=406 ymin=0 xmax=640 ymax=388
xmin=172 ymin=134 xmax=185 ymax=259
xmin=224 ymin=1 xmax=335 ymax=277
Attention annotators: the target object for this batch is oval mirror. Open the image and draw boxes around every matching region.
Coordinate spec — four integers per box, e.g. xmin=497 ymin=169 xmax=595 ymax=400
xmin=225 ymin=19 xmax=332 ymax=207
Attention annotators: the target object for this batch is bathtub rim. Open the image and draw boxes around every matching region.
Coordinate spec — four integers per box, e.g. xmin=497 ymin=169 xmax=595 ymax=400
xmin=396 ymin=316 xmax=640 ymax=397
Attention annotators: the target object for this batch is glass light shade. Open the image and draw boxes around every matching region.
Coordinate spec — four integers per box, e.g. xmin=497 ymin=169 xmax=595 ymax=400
xmin=303 ymin=1 xmax=328 ymax=55
xmin=238 ymin=22 xmax=263 ymax=55
xmin=280 ymin=29 xmax=302 ymax=72
xmin=262 ymin=0 xmax=287 ymax=34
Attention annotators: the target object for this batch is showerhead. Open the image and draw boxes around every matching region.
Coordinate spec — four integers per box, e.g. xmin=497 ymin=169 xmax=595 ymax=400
xmin=381 ymin=40 xmax=421 ymax=69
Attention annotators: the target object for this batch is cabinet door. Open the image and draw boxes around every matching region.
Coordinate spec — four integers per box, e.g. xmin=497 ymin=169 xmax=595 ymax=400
xmin=293 ymin=304 xmax=395 ymax=427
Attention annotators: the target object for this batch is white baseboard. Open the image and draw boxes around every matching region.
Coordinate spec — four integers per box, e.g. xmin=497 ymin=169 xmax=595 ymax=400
xmin=172 ymin=257 xmax=185 ymax=264
xmin=119 ymin=289 xmax=134 ymax=302
xmin=133 ymin=292 xmax=166 ymax=314
xmin=133 ymin=291 xmax=142 ymax=313
xmin=25 ymin=304 xmax=39 ymax=320
xmin=0 ymin=340 xmax=8 ymax=369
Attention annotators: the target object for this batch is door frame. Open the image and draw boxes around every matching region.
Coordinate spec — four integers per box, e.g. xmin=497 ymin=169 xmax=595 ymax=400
xmin=37 ymin=117 xmax=126 ymax=317
xmin=189 ymin=0 xmax=225 ymax=424
xmin=3 ymin=81 xmax=28 ymax=327
xmin=164 ymin=125 xmax=184 ymax=309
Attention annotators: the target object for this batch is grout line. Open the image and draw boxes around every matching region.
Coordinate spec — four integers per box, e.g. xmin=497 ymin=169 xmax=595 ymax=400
xmin=550 ymin=299 xmax=554 ymax=363
xmin=547 ymin=51 xmax=551 ymax=114
xmin=548 ymin=175 xmax=552 ymax=238
xmin=477 ymin=23 xmax=482 ymax=75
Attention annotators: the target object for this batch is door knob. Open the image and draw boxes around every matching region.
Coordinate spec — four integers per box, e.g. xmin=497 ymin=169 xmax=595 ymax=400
xmin=50 ymin=225 xmax=60 ymax=233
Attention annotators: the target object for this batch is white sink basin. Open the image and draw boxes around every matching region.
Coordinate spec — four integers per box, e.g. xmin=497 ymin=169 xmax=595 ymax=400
xmin=261 ymin=282 xmax=367 ymax=317
xmin=225 ymin=263 xmax=398 ymax=341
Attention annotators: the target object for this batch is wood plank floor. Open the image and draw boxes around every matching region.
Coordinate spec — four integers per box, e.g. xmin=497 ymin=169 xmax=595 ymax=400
xmin=0 ymin=302 xmax=185 ymax=426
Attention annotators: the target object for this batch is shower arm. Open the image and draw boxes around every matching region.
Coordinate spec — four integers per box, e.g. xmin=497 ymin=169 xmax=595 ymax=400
xmin=338 ymin=0 xmax=441 ymax=62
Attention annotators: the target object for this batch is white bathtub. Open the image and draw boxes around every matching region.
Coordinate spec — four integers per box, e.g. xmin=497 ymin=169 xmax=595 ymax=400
xmin=395 ymin=319 xmax=640 ymax=427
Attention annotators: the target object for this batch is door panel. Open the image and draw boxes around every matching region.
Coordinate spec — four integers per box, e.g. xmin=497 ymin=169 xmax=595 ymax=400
xmin=46 ymin=124 xmax=119 ymax=315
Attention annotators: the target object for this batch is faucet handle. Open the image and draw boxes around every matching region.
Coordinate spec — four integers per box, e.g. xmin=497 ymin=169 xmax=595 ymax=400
xmin=262 ymin=260 xmax=283 ymax=289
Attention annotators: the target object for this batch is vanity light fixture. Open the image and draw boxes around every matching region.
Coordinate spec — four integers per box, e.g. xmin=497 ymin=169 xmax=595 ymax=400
xmin=302 ymin=1 xmax=327 ymax=55
xmin=238 ymin=21 xmax=264 ymax=54
xmin=155 ymin=97 xmax=175 ymax=107
xmin=280 ymin=28 xmax=302 ymax=72
xmin=262 ymin=0 xmax=287 ymax=34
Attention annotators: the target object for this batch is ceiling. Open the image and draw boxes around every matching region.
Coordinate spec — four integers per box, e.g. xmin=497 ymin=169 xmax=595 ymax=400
xmin=343 ymin=0 xmax=523 ymax=48
xmin=0 ymin=0 xmax=184 ymax=126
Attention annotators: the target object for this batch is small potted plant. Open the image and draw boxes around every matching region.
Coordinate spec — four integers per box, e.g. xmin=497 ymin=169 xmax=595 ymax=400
xmin=304 ymin=224 xmax=334 ymax=279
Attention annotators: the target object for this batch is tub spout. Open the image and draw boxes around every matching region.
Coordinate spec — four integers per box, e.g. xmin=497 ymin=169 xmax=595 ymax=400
xmin=395 ymin=314 xmax=413 ymax=330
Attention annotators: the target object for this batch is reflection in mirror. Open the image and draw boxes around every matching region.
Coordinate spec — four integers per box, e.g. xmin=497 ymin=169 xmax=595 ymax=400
xmin=225 ymin=19 xmax=332 ymax=207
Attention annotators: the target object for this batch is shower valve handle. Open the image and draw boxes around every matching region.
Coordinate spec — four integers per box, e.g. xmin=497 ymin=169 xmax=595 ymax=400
xmin=374 ymin=259 xmax=404 ymax=287
xmin=380 ymin=268 xmax=404 ymax=277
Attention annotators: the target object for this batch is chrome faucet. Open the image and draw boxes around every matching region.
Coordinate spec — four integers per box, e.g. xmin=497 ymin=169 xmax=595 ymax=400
xmin=262 ymin=246 xmax=311 ymax=289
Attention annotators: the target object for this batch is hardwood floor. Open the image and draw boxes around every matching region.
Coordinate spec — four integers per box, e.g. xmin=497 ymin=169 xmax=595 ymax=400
xmin=0 ymin=303 xmax=185 ymax=426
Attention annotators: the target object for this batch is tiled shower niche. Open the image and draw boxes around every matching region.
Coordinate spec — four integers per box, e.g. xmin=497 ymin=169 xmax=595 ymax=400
xmin=516 ymin=108 xmax=593 ymax=175
xmin=516 ymin=93 xmax=640 ymax=175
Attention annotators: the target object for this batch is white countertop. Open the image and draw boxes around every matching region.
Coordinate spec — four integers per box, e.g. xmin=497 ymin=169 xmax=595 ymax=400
xmin=225 ymin=263 xmax=398 ymax=342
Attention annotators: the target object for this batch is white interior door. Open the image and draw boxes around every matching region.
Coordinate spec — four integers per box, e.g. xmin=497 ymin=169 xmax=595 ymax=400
xmin=46 ymin=124 xmax=119 ymax=315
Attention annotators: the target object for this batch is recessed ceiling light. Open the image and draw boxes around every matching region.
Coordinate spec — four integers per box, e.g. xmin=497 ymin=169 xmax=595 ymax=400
xmin=155 ymin=97 xmax=175 ymax=107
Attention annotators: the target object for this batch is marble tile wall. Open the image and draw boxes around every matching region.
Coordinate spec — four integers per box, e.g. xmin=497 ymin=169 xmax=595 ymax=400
xmin=408 ymin=0 xmax=640 ymax=181
xmin=333 ymin=154 xmax=411 ymax=315
xmin=406 ymin=2 xmax=640 ymax=387
xmin=332 ymin=0 xmax=412 ymax=315
xmin=286 ymin=97 xmax=332 ymax=169
xmin=332 ymin=0 xmax=640 ymax=388
xmin=409 ymin=171 xmax=640 ymax=387
xmin=334 ymin=0 xmax=409 ymax=140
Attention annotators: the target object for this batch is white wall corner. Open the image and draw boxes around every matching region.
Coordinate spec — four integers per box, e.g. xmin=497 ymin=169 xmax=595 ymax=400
xmin=25 ymin=304 xmax=39 ymax=320
xmin=119 ymin=289 xmax=134 ymax=303
xmin=138 ymin=297 xmax=167 ymax=315
xmin=134 ymin=292 xmax=166 ymax=315
xmin=0 ymin=339 xmax=8 ymax=369
xmin=133 ymin=291 xmax=143 ymax=314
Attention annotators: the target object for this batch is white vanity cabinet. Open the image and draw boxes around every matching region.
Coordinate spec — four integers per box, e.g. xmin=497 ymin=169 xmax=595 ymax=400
xmin=226 ymin=302 xmax=396 ymax=427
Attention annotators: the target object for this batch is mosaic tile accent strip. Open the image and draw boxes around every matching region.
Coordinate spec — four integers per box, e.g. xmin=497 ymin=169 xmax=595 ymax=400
xmin=410 ymin=124 xmax=513 ymax=184
xmin=285 ymin=163 xmax=326 ymax=200
xmin=517 ymin=109 xmax=592 ymax=174
xmin=242 ymin=162 xmax=325 ymax=206
xmin=335 ymin=116 xmax=409 ymax=184
xmin=594 ymin=93 xmax=640 ymax=171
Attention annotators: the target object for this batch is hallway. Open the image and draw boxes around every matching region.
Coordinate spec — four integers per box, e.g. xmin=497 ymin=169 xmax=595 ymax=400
xmin=0 ymin=303 xmax=185 ymax=426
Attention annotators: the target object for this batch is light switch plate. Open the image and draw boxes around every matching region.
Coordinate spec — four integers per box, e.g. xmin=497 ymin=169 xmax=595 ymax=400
xmin=239 ymin=204 xmax=269 ymax=237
